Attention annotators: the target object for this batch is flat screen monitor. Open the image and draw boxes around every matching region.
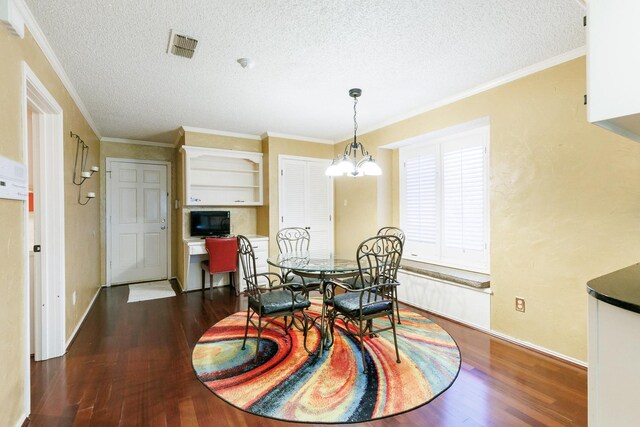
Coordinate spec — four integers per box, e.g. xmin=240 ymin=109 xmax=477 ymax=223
xmin=190 ymin=211 xmax=231 ymax=237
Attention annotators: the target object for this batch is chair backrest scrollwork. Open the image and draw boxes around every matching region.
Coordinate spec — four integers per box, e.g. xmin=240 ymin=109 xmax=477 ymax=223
xmin=237 ymin=235 xmax=261 ymax=299
xmin=377 ymin=227 xmax=406 ymax=246
xmin=356 ymin=235 xmax=403 ymax=288
xmin=276 ymin=227 xmax=311 ymax=253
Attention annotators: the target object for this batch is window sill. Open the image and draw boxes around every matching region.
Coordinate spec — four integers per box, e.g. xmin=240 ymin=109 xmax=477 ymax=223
xmin=400 ymin=259 xmax=490 ymax=289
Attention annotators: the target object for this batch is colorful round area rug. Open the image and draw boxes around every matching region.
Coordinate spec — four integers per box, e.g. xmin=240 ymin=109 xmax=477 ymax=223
xmin=192 ymin=298 xmax=461 ymax=424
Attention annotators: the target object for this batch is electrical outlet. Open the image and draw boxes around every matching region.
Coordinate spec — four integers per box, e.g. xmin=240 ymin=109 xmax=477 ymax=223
xmin=515 ymin=297 xmax=525 ymax=312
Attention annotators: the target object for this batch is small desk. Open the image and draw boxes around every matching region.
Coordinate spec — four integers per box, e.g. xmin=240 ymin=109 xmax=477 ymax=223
xmin=267 ymin=252 xmax=359 ymax=357
xmin=183 ymin=235 xmax=268 ymax=292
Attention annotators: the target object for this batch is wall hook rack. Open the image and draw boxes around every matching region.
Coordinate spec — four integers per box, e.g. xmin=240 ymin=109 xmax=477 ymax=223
xmin=71 ymin=131 xmax=98 ymax=205
xmin=71 ymin=131 xmax=99 ymax=185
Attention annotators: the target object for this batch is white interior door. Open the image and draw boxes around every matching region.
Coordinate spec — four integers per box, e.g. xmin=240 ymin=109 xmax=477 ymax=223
xmin=279 ymin=156 xmax=334 ymax=254
xmin=109 ymin=161 xmax=168 ymax=284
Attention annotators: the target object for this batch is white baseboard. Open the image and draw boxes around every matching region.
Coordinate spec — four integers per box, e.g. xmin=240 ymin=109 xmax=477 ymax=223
xmin=487 ymin=329 xmax=587 ymax=368
xmin=65 ymin=287 xmax=101 ymax=349
xmin=15 ymin=413 xmax=29 ymax=427
xmin=407 ymin=299 xmax=588 ymax=368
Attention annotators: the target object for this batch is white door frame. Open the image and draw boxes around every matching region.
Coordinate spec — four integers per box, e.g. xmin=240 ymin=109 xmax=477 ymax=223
xmin=21 ymin=62 xmax=67 ymax=413
xmin=278 ymin=154 xmax=335 ymax=253
xmin=105 ymin=158 xmax=172 ymax=286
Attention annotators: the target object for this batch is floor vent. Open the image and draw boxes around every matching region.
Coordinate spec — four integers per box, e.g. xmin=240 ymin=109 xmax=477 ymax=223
xmin=167 ymin=30 xmax=198 ymax=59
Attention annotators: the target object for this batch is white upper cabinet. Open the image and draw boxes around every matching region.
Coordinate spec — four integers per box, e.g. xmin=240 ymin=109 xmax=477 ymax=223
xmin=181 ymin=146 xmax=263 ymax=206
xmin=588 ymin=0 xmax=640 ymax=142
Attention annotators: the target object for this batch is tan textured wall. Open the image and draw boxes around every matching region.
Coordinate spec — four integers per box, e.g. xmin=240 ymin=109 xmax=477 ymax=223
xmin=256 ymin=137 xmax=270 ymax=237
xmin=336 ymin=57 xmax=640 ymax=361
xmin=99 ymin=142 xmax=178 ymax=284
xmin=176 ymin=135 xmax=185 ymax=287
xmin=260 ymin=136 xmax=335 ymax=256
xmin=0 ymin=27 xmax=101 ymax=424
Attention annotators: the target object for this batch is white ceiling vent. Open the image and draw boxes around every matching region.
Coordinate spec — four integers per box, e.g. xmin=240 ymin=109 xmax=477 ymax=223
xmin=167 ymin=30 xmax=198 ymax=59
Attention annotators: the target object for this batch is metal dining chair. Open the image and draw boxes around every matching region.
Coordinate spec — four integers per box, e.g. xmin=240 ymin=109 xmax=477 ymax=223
xmin=343 ymin=227 xmax=405 ymax=323
xmin=275 ymin=227 xmax=320 ymax=295
xmin=376 ymin=227 xmax=405 ymax=323
xmin=237 ymin=235 xmax=313 ymax=362
xmin=327 ymin=235 xmax=403 ymax=372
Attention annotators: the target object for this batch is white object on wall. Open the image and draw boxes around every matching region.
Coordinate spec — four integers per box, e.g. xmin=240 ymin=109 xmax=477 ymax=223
xmin=0 ymin=155 xmax=28 ymax=201
xmin=587 ymin=0 xmax=640 ymax=142
xmin=181 ymin=146 xmax=263 ymax=206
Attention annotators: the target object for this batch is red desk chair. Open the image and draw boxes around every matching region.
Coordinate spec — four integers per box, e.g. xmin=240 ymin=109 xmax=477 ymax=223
xmin=201 ymin=237 xmax=238 ymax=297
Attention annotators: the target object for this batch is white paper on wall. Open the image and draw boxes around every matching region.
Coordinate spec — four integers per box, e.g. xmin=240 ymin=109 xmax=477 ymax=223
xmin=0 ymin=155 xmax=28 ymax=201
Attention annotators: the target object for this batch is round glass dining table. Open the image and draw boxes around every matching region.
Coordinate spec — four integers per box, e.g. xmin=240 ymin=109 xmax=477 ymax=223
xmin=267 ymin=252 xmax=360 ymax=357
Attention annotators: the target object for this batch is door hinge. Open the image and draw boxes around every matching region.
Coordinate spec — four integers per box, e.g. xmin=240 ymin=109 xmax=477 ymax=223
xmin=280 ymin=170 xmax=283 ymax=176
xmin=329 ymin=214 xmax=332 ymax=221
xmin=584 ymin=94 xmax=587 ymax=105
xmin=583 ymin=16 xmax=587 ymax=27
xmin=281 ymin=216 xmax=284 ymax=222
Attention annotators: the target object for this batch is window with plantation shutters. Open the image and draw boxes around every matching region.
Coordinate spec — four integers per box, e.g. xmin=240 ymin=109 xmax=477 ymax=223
xmin=400 ymin=126 xmax=489 ymax=272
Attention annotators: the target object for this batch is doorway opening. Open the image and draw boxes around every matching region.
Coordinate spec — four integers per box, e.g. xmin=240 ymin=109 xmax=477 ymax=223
xmin=22 ymin=62 xmax=66 ymax=414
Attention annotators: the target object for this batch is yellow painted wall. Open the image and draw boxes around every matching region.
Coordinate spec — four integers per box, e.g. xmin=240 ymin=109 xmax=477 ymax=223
xmin=0 ymin=26 xmax=101 ymax=424
xmin=334 ymin=57 xmax=640 ymax=361
xmin=99 ymin=142 xmax=178 ymax=284
xmin=259 ymin=136 xmax=335 ymax=256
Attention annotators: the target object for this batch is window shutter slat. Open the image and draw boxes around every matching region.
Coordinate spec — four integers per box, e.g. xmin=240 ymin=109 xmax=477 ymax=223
xmin=442 ymin=145 xmax=485 ymax=252
xmin=404 ymin=155 xmax=438 ymax=243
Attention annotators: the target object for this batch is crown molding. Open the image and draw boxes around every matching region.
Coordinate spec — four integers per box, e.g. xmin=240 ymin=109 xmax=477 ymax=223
xmin=572 ymin=0 xmax=586 ymax=9
xmin=14 ymin=0 xmax=101 ymax=139
xmin=181 ymin=126 xmax=261 ymax=141
xmin=263 ymin=131 xmax=334 ymax=145
xmin=100 ymin=137 xmax=173 ymax=148
xmin=173 ymin=127 xmax=185 ymax=147
xmin=339 ymin=46 xmax=587 ymax=142
xmin=0 ymin=0 xmax=25 ymax=37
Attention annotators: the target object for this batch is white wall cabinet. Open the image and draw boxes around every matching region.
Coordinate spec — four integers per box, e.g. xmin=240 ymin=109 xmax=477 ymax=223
xmin=587 ymin=0 xmax=640 ymax=142
xmin=181 ymin=146 xmax=263 ymax=206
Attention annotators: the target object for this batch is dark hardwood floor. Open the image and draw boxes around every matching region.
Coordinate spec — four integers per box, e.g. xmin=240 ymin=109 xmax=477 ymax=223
xmin=29 ymin=282 xmax=587 ymax=426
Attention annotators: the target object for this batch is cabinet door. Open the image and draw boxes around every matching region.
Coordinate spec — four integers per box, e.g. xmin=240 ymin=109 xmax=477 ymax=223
xmin=588 ymin=0 xmax=640 ymax=140
xmin=279 ymin=157 xmax=334 ymax=255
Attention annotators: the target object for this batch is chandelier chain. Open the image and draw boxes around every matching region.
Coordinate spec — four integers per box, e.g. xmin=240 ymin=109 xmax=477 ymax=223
xmin=353 ymin=96 xmax=358 ymax=144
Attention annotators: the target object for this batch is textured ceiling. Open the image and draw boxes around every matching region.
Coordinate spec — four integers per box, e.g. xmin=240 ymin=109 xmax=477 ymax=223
xmin=25 ymin=0 xmax=585 ymax=143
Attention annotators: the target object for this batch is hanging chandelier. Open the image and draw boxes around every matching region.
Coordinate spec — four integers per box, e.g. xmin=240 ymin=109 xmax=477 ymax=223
xmin=325 ymin=88 xmax=382 ymax=177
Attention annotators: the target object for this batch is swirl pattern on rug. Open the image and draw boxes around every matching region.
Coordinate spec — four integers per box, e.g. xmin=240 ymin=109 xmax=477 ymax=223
xmin=192 ymin=299 xmax=461 ymax=423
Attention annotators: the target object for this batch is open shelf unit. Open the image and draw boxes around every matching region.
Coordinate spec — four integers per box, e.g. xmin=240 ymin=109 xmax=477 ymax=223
xmin=181 ymin=146 xmax=263 ymax=206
